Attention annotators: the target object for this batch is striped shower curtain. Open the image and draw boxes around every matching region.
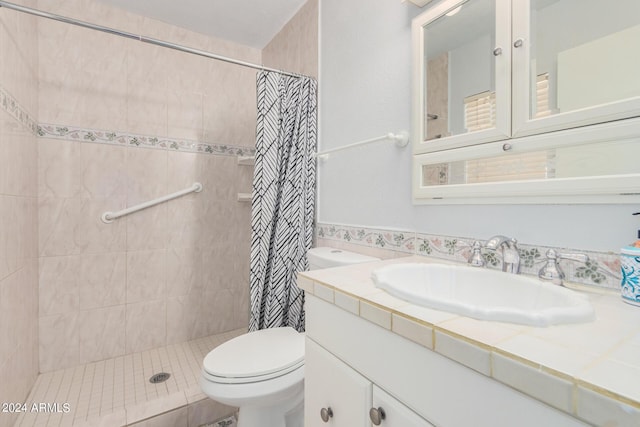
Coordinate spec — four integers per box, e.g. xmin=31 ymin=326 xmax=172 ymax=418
xmin=248 ymin=71 xmax=317 ymax=332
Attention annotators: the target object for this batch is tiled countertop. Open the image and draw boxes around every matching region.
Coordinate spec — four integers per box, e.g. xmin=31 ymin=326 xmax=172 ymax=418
xmin=298 ymin=256 xmax=640 ymax=427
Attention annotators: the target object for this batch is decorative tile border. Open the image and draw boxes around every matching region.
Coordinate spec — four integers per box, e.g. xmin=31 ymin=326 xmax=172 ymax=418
xmin=317 ymin=223 xmax=416 ymax=254
xmin=317 ymin=222 xmax=622 ymax=290
xmin=0 ymin=86 xmax=38 ymax=135
xmin=38 ymin=124 xmax=256 ymax=157
xmin=1 ymin=84 xmax=255 ymax=157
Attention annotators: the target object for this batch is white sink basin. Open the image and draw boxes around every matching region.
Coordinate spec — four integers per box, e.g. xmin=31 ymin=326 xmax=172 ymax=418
xmin=371 ymin=263 xmax=595 ymax=327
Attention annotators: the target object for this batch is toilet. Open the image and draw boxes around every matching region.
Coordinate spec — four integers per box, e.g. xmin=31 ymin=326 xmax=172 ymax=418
xmin=200 ymin=247 xmax=380 ymax=427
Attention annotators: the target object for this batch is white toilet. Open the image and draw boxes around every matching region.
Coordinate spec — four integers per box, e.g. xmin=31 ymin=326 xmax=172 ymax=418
xmin=200 ymin=247 xmax=380 ymax=427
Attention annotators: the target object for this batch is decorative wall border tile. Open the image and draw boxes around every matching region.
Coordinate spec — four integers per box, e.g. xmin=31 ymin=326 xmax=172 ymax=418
xmin=317 ymin=223 xmax=416 ymax=254
xmin=0 ymin=87 xmax=38 ymax=135
xmin=317 ymin=222 xmax=622 ymax=290
xmin=1 ymin=84 xmax=256 ymax=157
xmin=38 ymin=123 xmax=256 ymax=157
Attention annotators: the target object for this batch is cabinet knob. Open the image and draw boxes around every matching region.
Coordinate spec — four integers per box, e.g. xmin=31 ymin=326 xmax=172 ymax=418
xmin=320 ymin=407 xmax=333 ymax=422
xmin=492 ymin=46 xmax=503 ymax=56
xmin=369 ymin=407 xmax=386 ymax=425
xmin=513 ymin=38 xmax=524 ymax=48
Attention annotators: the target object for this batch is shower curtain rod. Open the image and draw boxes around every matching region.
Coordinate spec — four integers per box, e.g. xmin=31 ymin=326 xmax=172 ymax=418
xmin=0 ymin=0 xmax=304 ymax=79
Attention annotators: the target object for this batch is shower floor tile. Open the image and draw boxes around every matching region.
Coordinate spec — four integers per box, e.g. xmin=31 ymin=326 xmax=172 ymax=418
xmin=13 ymin=329 xmax=245 ymax=427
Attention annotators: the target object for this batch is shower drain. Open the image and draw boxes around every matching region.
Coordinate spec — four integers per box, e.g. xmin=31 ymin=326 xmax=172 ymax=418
xmin=149 ymin=372 xmax=171 ymax=384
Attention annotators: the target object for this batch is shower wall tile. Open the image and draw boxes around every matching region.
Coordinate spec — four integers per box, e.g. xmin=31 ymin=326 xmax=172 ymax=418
xmin=38 ymin=138 xmax=82 ymax=198
xmin=166 ymin=198 xmax=202 ymax=250
xmin=38 ymin=255 xmax=80 ymax=316
xmin=126 ymin=204 xmax=169 ymax=252
xmin=2 ymin=130 xmax=37 ymax=197
xmin=167 ymin=90 xmax=204 ymax=142
xmin=166 ymin=248 xmax=203 ymax=298
xmin=126 ymin=249 xmax=168 ymax=304
xmin=38 ymin=197 xmax=76 ymax=255
xmin=262 ymin=0 xmax=319 ymax=79
xmin=126 ymin=43 xmax=168 ymax=138
xmin=126 ymin=147 xmax=168 ymax=205
xmin=76 ymin=197 xmax=126 ymax=253
xmin=0 ymin=0 xmax=39 ymax=416
xmin=167 ymin=152 xmax=200 ymax=193
xmin=81 ymin=142 xmax=127 ymax=198
xmin=126 ymin=300 xmax=167 ymax=354
xmin=39 ymin=312 xmax=79 ymax=372
xmin=198 ymin=153 xmax=240 ymax=201
xmin=78 ymin=305 xmax=126 ymax=364
xmin=78 ymin=252 xmax=127 ymax=310
xmin=31 ymin=0 xmax=267 ymax=372
xmin=166 ymin=293 xmax=201 ymax=344
xmin=198 ymin=289 xmax=238 ymax=337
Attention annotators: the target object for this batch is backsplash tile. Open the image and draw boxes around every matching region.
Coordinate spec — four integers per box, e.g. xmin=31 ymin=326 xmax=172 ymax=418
xmin=317 ymin=223 xmax=416 ymax=253
xmin=317 ymin=222 xmax=622 ymax=290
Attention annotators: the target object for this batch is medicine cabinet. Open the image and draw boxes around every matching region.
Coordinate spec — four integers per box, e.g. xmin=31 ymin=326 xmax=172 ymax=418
xmin=411 ymin=0 xmax=640 ymax=203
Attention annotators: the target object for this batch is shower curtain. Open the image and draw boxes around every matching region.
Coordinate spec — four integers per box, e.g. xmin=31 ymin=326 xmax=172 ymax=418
xmin=249 ymin=70 xmax=317 ymax=332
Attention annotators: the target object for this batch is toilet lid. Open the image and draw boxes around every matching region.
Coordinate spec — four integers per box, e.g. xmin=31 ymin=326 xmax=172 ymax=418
xmin=203 ymin=327 xmax=305 ymax=383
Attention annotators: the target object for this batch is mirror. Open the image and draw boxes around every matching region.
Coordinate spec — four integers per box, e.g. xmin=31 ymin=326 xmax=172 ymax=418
xmin=421 ymin=139 xmax=640 ymax=186
xmin=528 ymin=0 xmax=640 ymax=120
xmin=412 ymin=0 xmax=640 ymax=203
xmin=422 ymin=0 xmax=496 ymax=141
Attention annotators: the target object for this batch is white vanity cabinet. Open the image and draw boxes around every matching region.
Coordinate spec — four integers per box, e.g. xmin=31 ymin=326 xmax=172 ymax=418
xmin=372 ymin=386 xmax=436 ymax=427
xmin=304 ymin=294 xmax=589 ymax=427
xmin=305 ymin=338 xmax=371 ymax=427
xmin=305 ymin=338 xmax=434 ymax=427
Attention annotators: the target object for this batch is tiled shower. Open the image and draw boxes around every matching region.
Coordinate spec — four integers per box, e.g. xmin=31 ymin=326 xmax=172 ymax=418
xmin=0 ymin=0 xmax=318 ymax=426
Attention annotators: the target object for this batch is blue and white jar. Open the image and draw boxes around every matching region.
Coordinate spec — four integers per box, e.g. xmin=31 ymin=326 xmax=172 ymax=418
xmin=621 ymin=246 xmax=640 ymax=306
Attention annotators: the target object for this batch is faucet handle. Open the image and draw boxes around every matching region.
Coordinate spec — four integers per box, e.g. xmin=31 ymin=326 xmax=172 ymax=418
xmin=468 ymin=241 xmax=486 ymax=267
xmin=538 ymin=249 xmax=589 ymax=286
xmin=557 ymin=251 xmax=589 ymax=263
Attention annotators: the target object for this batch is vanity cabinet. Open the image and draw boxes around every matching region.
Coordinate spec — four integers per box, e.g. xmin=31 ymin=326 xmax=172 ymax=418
xmin=305 ymin=294 xmax=589 ymax=427
xmin=305 ymin=338 xmax=434 ymax=427
xmin=411 ymin=0 xmax=640 ymax=202
xmin=305 ymin=338 xmax=371 ymax=427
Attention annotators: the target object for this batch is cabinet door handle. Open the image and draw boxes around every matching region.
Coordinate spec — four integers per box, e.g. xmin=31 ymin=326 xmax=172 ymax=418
xmin=513 ymin=38 xmax=524 ymax=48
xmin=320 ymin=407 xmax=333 ymax=422
xmin=492 ymin=46 xmax=502 ymax=56
xmin=369 ymin=407 xmax=386 ymax=425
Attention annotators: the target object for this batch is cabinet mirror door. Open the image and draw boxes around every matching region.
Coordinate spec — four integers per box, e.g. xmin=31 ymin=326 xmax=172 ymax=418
xmin=512 ymin=0 xmax=640 ymax=136
xmin=413 ymin=0 xmax=511 ymax=155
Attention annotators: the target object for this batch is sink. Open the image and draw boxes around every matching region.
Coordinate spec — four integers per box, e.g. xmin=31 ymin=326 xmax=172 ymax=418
xmin=371 ymin=263 xmax=595 ymax=327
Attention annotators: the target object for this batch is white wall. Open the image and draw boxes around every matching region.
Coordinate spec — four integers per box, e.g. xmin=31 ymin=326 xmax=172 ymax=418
xmin=318 ymin=0 xmax=638 ymax=252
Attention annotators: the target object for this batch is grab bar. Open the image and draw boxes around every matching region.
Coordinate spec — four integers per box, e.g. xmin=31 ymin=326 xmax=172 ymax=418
xmin=101 ymin=182 xmax=203 ymax=223
xmin=314 ymin=131 xmax=409 ymax=160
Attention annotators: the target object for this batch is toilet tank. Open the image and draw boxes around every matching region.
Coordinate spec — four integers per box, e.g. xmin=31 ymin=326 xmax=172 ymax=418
xmin=307 ymin=247 xmax=380 ymax=270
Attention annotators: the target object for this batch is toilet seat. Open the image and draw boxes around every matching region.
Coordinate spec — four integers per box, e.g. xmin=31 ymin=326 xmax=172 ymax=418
xmin=202 ymin=327 xmax=305 ymax=384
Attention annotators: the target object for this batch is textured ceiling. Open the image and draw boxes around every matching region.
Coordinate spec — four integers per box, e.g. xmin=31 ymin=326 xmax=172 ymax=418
xmin=96 ymin=0 xmax=308 ymax=49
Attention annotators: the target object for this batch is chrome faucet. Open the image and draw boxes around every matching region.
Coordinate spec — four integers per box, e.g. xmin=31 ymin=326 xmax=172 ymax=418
xmin=485 ymin=235 xmax=521 ymax=274
xmin=538 ymin=249 xmax=589 ymax=286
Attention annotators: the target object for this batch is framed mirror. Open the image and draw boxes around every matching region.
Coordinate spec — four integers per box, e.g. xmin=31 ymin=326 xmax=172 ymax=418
xmin=412 ymin=0 xmax=511 ymax=155
xmin=411 ymin=0 xmax=640 ymax=203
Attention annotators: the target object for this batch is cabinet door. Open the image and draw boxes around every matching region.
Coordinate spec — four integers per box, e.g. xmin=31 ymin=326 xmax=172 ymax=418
xmin=305 ymin=338 xmax=372 ymax=427
xmin=371 ymin=386 xmax=436 ymax=427
xmin=511 ymin=0 xmax=640 ymax=137
xmin=412 ymin=0 xmax=512 ymax=155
